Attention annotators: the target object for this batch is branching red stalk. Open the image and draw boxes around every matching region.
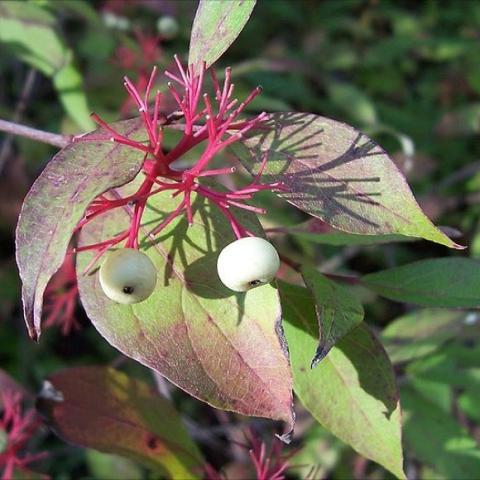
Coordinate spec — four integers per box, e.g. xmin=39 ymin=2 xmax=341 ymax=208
xmin=73 ymin=56 xmax=283 ymax=265
xmin=0 ymin=391 xmax=45 ymax=479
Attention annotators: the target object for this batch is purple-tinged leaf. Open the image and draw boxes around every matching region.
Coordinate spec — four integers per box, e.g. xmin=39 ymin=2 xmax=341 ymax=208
xmin=280 ymin=281 xmax=405 ymax=479
xmin=301 ymin=266 xmax=364 ymax=366
xmin=188 ymin=0 xmax=256 ymax=72
xmin=233 ymin=112 xmax=460 ymax=249
xmin=76 ymin=180 xmax=294 ymax=437
xmin=15 ymin=119 xmax=146 ymax=340
xmin=37 ymin=366 xmax=203 ymax=478
xmin=362 ymin=257 xmax=480 ymax=307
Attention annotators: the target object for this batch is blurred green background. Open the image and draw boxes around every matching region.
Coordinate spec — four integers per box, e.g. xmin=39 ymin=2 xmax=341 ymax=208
xmin=1 ymin=0 xmax=480 ymax=478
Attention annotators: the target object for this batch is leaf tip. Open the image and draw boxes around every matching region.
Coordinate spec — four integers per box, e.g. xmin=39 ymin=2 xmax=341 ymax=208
xmin=275 ymin=430 xmax=293 ymax=444
xmin=310 ymin=344 xmax=330 ymax=368
xmin=276 ymin=409 xmax=295 ymax=444
xmin=23 ymin=302 xmax=40 ymax=342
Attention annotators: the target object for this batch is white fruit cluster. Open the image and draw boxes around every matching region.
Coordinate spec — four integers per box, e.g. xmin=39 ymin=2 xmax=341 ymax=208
xmin=99 ymin=237 xmax=280 ymax=303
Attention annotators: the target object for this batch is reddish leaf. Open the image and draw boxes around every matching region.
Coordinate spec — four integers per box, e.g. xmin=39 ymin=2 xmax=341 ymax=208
xmin=15 ymin=119 xmax=146 ymax=340
xmin=76 ymin=181 xmax=294 ymax=437
xmin=37 ymin=366 xmax=203 ymax=478
xmin=233 ymin=112 xmax=460 ymax=249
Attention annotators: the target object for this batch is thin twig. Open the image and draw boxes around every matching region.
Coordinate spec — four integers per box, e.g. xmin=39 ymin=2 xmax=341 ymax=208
xmin=0 ymin=119 xmax=71 ymax=149
xmin=0 ymin=69 xmax=37 ymax=173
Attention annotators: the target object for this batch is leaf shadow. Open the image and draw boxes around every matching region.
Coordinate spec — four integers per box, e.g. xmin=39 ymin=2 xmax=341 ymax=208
xmin=335 ymin=324 xmax=399 ymax=419
xmin=141 ymin=196 xmax=248 ymax=325
xmin=242 ymin=112 xmax=401 ymax=231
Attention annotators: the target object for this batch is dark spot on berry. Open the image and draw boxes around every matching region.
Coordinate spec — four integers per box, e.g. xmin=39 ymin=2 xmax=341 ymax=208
xmin=123 ymin=286 xmax=134 ymax=294
xmin=249 ymin=279 xmax=262 ymax=287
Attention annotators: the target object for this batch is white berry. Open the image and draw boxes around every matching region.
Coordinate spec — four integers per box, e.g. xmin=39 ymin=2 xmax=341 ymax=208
xmin=217 ymin=237 xmax=280 ymax=292
xmin=99 ymin=248 xmax=157 ymax=304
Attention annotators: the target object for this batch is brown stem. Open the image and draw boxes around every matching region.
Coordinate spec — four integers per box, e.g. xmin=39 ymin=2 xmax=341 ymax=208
xmin=279 ymin=253 xmax=301 ymax=272
xmin=0 ymin=119 xmax=71 ymax=148
xmin=279 ymin=253 xmax=361 ymax=284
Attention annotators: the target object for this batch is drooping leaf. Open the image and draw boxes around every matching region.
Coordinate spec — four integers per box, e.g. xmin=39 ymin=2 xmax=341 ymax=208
xmin=301 ymin=266 xmax=364 ymax=366
xmin=189 ymin=0 xmax=256 ymax=72
xmin=401 ymin=387 xmax=480 ymax=479
xmin=37 ymin=366 xmax=203 ymax=478
xmin=0 ymin=1 xmax=93 ymax=130
xmin=76 ymin=179 xmax=294 ymax=436
xmin=233 ymin=112 xmax=459 ymax=249
xmin=280 ymin=281 xmax=405 ymax=479
xmin=15 ymin=119 xmax=146 ymax=340
xmin=382 ymin=309 xmax=480 ymax=363
xmin=362 ymin=258 xmax=480 ymax=307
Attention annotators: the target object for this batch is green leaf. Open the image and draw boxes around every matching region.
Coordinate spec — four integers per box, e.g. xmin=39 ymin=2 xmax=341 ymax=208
xmin=0 ymin=428 xmax=7 ymax=454
xmin=436 ymin=103 xmax=480 ymax=137
xmin=409 ymin=379 xmax=452 ymax=413
xmin=37 ymin=366 xmax=203 ymax=478
xmin=402 ymin=387 xmax=480 ymax=479
xmin=16 ymin=119 xmax=146 ymax=340
xmin=407 ymin=345 xmax=480 ymax=393
xmin=362 ymin=258 xmax=480 ymax=307
xmin=326 ymin=82 xmax=378 ymax=125
xmin=0 ymin=1 xmax=66 ymax=76
xmin=0 ymin=1 xmax=93 ymax=130
xmin=382 ymin=309 xmax=480 ymax=363
xmin=301 ymin=266 xmax=364 ymax=366
xmin=280 ymin=281 xmax=405 ymax=479
xmin=189 ymin=0 xmax=256 ymax=72
xmin=53 ymin=62 xmax=95 ymax=132
xmin=459 ymin=391 xmax=480 ymax=422
xmin=86 ymin=450 xmax=143 ymax=480
xmin=234 ymin=112 xmax=459 ymax=249
xmin=279 ymin=219 xmax=414 ymax=246
xmin=76 ymin=179 xmax=294 ymax=435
